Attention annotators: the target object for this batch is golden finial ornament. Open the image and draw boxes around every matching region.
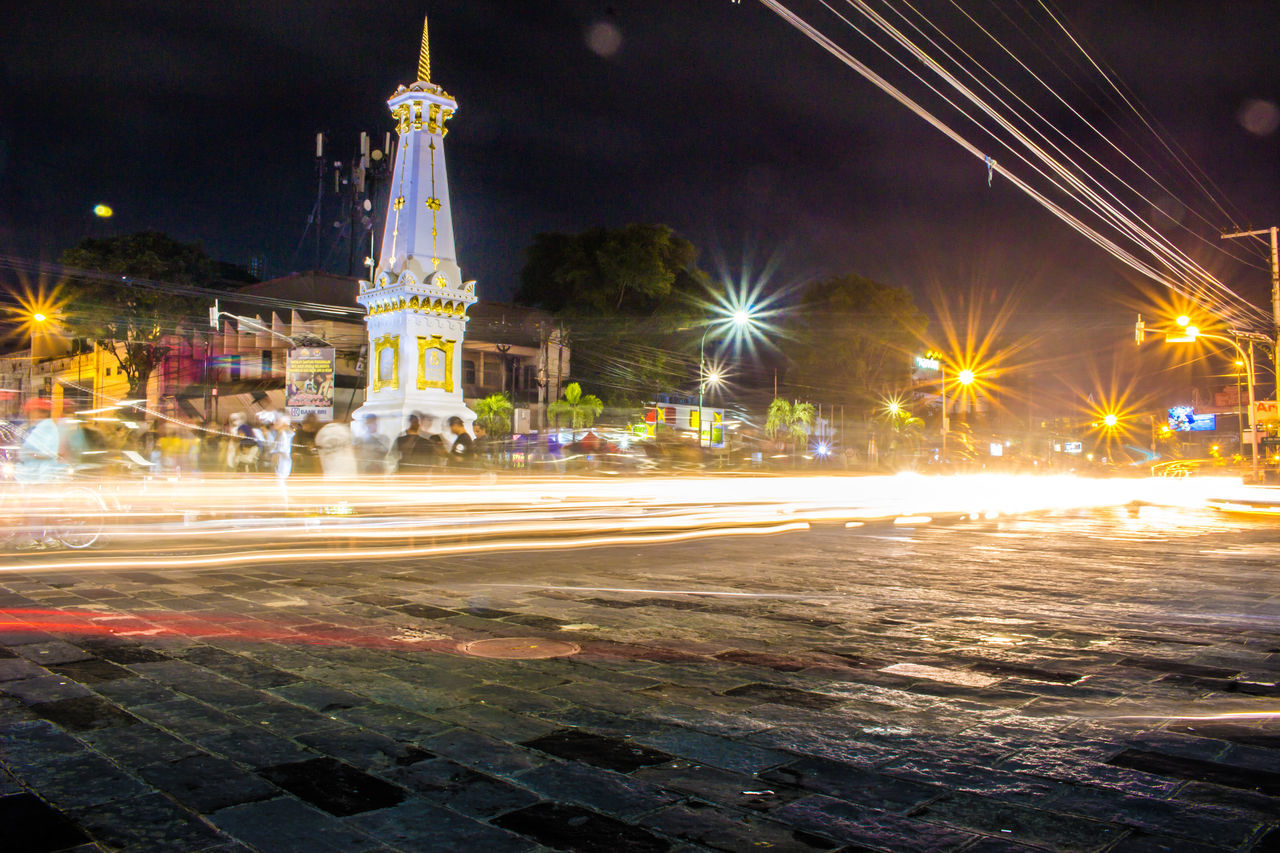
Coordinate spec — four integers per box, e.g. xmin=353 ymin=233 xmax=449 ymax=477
xmin=417 ymin=16 xmax=431 ymax=83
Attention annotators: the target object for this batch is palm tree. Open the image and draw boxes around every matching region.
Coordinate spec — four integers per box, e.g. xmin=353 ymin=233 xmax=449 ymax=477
xmin=766 ymin=398 xmax=815 ymax=465
xmin=473 ymin=392 xmax=514 ymax=438
xmin=548 ymin=382 xmax=604 ymax=437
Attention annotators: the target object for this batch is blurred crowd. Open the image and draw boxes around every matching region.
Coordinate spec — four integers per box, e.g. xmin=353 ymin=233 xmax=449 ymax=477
xmin=2 ymin=399 xmax=490 ymax=483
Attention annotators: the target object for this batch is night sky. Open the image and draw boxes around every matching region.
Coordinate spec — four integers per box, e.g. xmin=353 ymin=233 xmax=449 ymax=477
xmin=4 ymin=1 xmax=1279 ymax=371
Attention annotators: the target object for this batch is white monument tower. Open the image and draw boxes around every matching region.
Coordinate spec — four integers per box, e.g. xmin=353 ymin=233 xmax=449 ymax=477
xmin=354 ymin=17 xmax=477 ymax=440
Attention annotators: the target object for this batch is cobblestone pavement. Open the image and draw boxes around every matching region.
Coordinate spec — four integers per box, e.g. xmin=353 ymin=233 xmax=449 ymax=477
xmin=2 ymin=503 xmax=1280 ymax=852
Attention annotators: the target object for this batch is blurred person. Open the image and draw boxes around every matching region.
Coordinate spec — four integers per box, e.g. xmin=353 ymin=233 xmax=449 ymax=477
xmin=292 ymin=413 xmax=321 ymax=475
xmin=447 ymin=416 xmax=474 ymax=467
xmin=15 ymin=398 xmax=62 ymax=484
xmin=472 ymin=422 xmax=491 ymax=467
xmin=315 ymin=422 xmax=356 ymax=477
xmin=393 ymin=414 xmax=435 ymax=473
xmin=354 ymin=414 xmax=390 ymax=474
xmin=135 ymin=421 xmax=161 ymax=465
xmin=271 ymin=414 xmax=294 ymax=479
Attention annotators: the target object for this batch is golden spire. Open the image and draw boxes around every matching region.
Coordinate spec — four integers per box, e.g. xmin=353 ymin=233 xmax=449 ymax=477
xmin=417 ymin=16 xmax=431 ymax=83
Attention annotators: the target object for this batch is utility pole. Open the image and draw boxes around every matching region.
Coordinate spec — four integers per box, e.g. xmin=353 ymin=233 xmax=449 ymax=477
xmin=1222 ymin=226 xmax=1280 ymax=383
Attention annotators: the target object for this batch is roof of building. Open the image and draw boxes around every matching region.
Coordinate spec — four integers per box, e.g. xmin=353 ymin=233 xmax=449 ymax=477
xmin=237 ymin=272 xmax=557 ymax=348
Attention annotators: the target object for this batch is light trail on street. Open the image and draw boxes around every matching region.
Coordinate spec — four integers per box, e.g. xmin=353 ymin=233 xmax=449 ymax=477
xmin=0 ymin=472 xmax=1263 ymax=573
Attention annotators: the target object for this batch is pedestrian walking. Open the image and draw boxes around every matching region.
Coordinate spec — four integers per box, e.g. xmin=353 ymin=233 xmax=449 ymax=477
xmin=271 ymin=414 xmax=294 ymax=479
xmin=354 ymin=414 xmax=390 ymax=474
xmin=393 ymin=414 xmax=435 ymax=473
xmin=447 ymin=416 xmax=475 ymax=467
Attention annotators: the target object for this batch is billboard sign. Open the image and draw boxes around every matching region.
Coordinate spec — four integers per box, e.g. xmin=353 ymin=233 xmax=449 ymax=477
xmin=1168 ymin=406 xmax=1215 ymax=432
xmin=287 ymin=347 xmax=336 ymax=421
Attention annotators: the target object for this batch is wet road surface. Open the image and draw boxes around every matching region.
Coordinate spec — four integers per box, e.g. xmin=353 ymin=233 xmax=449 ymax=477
xmin=2 ymin=502 xmax=1279 ymax=851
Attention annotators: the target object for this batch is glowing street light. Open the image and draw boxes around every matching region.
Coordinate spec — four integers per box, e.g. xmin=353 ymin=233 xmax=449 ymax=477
xmin=957 ymin=369 xmax=975 ymax=386
xmin=698 ymin=304 xmax=757 ymax=448
xmin=1163 ymin=318 xmax=1259 ymax=481
xmin=1103 ymin=413 xmax=1118 ymax=428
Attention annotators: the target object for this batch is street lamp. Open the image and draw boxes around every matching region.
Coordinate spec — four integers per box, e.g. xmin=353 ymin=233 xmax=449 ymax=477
xmin=939 ymin=363 xmax=976 ymax=463
xmin=27 ymin=312 xmax=50 ymax=406
xmin=698 ymin=307 xmax=756 ymax=448
xmin=1167 ymin=316 xmax=1260 ymax=482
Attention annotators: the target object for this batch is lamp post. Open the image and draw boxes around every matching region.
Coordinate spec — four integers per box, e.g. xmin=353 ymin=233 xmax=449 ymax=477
xmin=27 ymin=312 xmax=49 ymax=406
xmin=697 ymin=308 xmax=754 ymax=449
xmin=1168 ymin=318 xmax=1259 ymax=482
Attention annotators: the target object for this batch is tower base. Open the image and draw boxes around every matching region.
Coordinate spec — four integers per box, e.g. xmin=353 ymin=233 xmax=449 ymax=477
xmin=352 ymin=399 xmax=475 ymax=446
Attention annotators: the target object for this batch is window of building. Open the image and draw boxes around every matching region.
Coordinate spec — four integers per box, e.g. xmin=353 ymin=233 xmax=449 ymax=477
xmin=463 ymin=359 xmax=476 ymax=385
xmin=261 ymin=350 xmax=272 ymax=375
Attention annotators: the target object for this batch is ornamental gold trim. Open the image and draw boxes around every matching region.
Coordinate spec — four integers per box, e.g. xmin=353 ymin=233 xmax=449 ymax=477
xmin=417 ymin=334 xmax=455 ymax=392
xmin=372 ymin=334 xmax=400 ymax=392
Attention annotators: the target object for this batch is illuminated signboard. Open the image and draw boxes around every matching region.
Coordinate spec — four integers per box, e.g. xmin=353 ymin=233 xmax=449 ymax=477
xmin=1168 ymin=406 xmax=1216 ymax=432
xmin=1063 ymin=441 xmax=1083 ymax=454
xmin=914 ymin=355 xmax=940 ymax=371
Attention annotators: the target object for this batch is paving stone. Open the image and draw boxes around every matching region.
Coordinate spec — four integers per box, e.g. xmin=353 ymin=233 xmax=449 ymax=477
xmin=17 ymin=751 xmax=148 ymax=809
xmin=3 ymin=675 xmax=94 ymax=705
xmin=1051 ymin=784 xmax=1265 ymax=846
xmin=231 ymin=700 xmax=345 ymax=737
xmin=0 ymin=792 xmax=91 ymax=852
xmin=74 ymin=638 xmax=168 ymax=664
xmin=1174 ymin=780 xmax=1280 ymax=818
xmin=0 ymin=658 xmax=51 ymax=682
xmin=762 ymin=756 xmax=942 ymax=812
xmin=433 ymin=702 xmax=558 ymax=741
xmin=637 ymin=729 xmax=790 ymax=775
xmin=722 ymin=682 xmax=844 ymax=710
xmin=493 ymin=801 xmax=669 ymax=853
xmin=643 ymin=801 xmax=835 ymax=852
xmin=634 ymin=762 xmax=808 ymax=811
xmin=46 ymin=658 xmax=134 ymax=684
xmin=140 ymin=754 xmax=278 ymax=813
xmin=0 ymin=719 xmax=90 ymax=768
xmin=269 ymin=682 xmax=368 ymax=712
xmin=1108 ymin=830 xmax=1235 ymax=852
xmin=187 ymin=725 xmax=317 ymax=768
xmin=11 ymin=641 xmax=94 ymax=666
xmin=77 ymin=723 xmax=204 ymax=764
xmin=328 ymin=702 xmax=450 ymax=741
xmin=420 ymin=727 xmax=553 ymax=777
xmin=912 ymin=790 xmax=1122 ymax=851
xmin=258 ymin=756 xmax=405 ymax=816
xmin=772 ymin=795 xmax=978 ymax=851
xmin=89 ymin=675 xmax=179 ymax=707
xmin=295 ymin=727 xmax=431 ymax=770
xmin=876 ymin=754 xmax=1062 ymax=806
xmin=387 ymin=757 xmax=541 ymax=818
xmin=347 ymin=799 xmax=537 ymax=851
xmin=523 ymin=729 xmax=675 ymax=773
xmin=1108 ymin=748 xmax=1280 ymax=796
xmin=516 ymin=761 xmax=680 ymax=819
xmin=178 ymin=646 xmax=302 ymax=688
xmin=28 ymin=695 xmax=138 ymax=732
xmin=210 ymin=796 xmax=377 ymax=853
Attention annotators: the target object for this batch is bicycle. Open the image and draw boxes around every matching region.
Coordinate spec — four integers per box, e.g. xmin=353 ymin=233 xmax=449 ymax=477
xmin=0 ymin=480 xmax=108 ymax=550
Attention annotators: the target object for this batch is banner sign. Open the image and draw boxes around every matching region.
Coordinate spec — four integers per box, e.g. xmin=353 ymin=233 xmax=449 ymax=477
xmin=286 ymin=347 xmax=335 ymax=421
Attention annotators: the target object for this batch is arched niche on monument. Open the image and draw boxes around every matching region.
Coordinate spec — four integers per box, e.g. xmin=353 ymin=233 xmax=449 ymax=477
xmin=373 ymin=334 xmax=399 ymax=392
xmin=417 ymin=334 xmax=455 ymax=392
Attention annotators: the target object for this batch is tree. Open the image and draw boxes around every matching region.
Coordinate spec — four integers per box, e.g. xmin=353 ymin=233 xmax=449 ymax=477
xmin=515 ymin=224 xmax=709 ymax=405
xmin=547 ymin=382 xmax=604 ymax=435
xmin=782 ymin=275 xmax=926 ymax=415
xmin=473 ymin=392 xmax=514 ymax=438
xmin=60 ymin=232 xmax=224 ymax=402
xmin=766 ymin=398 xmax=815 ymax=464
